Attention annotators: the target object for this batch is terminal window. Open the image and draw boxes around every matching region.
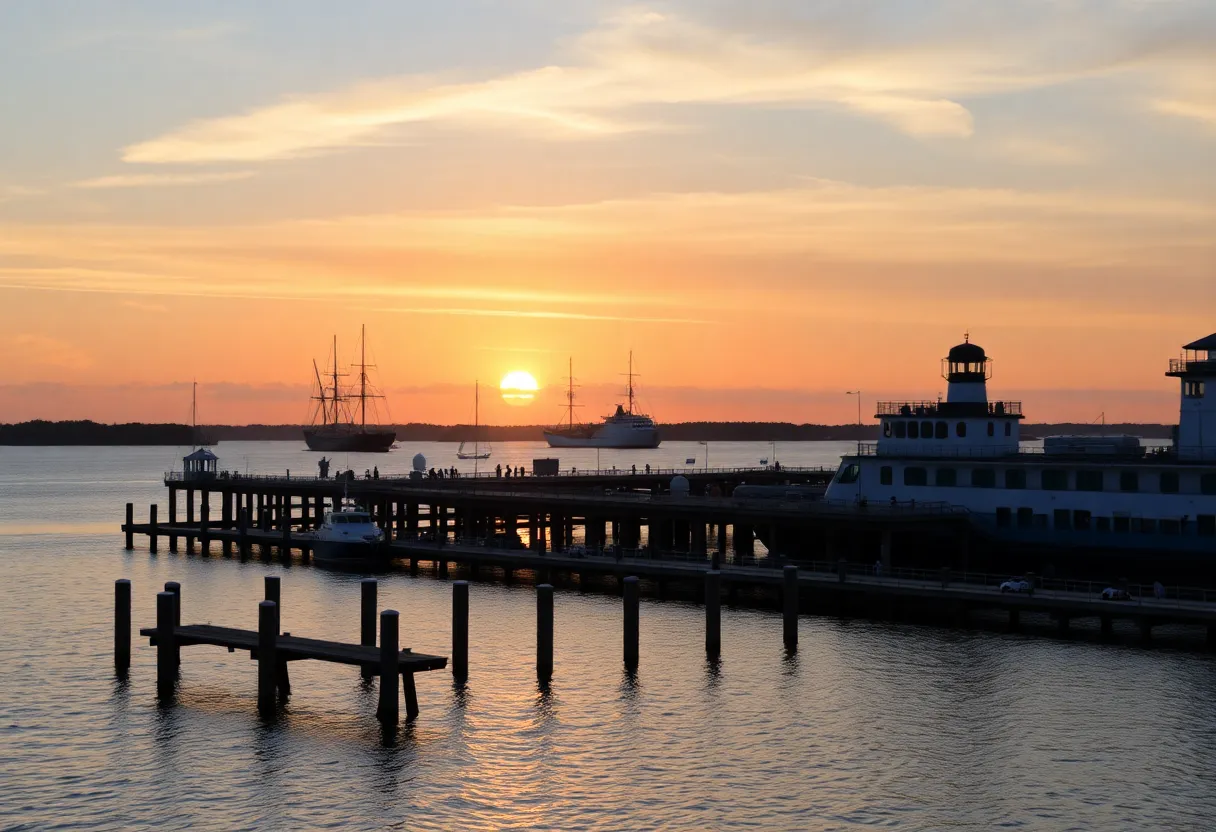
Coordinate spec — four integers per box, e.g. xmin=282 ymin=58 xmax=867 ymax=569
xmin=1185 ymin=380 xmax=1205 ymax=398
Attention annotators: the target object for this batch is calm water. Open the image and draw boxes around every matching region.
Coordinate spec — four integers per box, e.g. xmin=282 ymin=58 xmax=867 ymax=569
xmin=2 ymin=442 xmax=1215 ymax=831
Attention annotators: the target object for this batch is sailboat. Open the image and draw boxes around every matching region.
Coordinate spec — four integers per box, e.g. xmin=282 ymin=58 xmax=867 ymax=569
xmin=543 ymin=353 xmax=661 ymax=449
xmin=303 ymin=326 xmax=396 ymax=453
xmin=457 ymin=381 xmax=492 ymax=460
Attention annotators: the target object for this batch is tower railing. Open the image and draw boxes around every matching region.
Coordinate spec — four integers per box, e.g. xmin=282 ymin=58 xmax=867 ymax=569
xmin=875 ymin=401 xmax=1022 ymax=417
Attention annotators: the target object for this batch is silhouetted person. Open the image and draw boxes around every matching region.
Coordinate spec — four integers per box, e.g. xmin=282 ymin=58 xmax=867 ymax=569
xmin=496 ymin=463 xmax=502 ymax=477
xmin=645 ymin=464 xmax=651 ymax=474
xmin=632 ymin=464 xmax=637 ymax=475
xmin=373 ymin=466 xmax=379 ymax=479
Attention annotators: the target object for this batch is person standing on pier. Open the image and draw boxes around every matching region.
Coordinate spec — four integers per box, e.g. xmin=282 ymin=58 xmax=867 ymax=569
xmin=373 ymin=466 xmax=379 ymax=479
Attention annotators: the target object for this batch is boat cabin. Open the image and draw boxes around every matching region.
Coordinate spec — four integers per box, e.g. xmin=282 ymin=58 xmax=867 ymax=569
xmin=182 ymin=448 xmax=218 ymax=482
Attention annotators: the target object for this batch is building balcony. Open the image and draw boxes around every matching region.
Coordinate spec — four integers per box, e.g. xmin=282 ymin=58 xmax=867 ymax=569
xmin=1168 ymin=358 xmax=1216 ymax=376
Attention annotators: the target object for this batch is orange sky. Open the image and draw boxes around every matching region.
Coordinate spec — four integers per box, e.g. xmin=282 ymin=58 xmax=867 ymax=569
xmin=1 ymin=2 xmax=1213 ymax=426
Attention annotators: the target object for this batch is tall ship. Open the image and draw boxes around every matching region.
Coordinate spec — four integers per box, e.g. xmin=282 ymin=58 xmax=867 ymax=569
xmin=823 ymin=333 xmax=1216 ymax=557
xmin=303 ymin=326 xmax=396 ymax=453
xmin=543 ymin=353 xmax=661 ymax=449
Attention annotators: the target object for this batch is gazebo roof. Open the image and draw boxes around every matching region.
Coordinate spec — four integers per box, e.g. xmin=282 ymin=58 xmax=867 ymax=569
xmin=1182 ymin=333 xmax=1216 ymax=351
xmin=183 ymin=448 xmax=218 ymax=462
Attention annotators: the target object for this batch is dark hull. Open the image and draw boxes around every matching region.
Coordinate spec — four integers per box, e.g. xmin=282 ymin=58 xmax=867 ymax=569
xmin=303 ymin=427 xmax=395 ymax=453
xmin=311 ymin=538 xmax=389 ymax=570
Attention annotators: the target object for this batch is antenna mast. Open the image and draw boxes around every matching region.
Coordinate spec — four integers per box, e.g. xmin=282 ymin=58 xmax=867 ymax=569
xmin=331 ymin=335 xmax=340 ymax=427
xmin=360 ymin=324 xmax=367 ymax=429
xmin=627 ymin=351 xmax=635 ymax=414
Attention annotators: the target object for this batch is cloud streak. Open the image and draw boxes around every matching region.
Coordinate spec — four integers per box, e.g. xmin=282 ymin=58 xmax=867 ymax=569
xmin=70 ymin=171 xmax=256 ymax=189
xmin=122 ymin=2 xmax=1216 ymax=165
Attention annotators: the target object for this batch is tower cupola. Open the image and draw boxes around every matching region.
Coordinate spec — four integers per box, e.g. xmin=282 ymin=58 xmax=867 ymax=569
xmin=942 ymin=334 xmax=991 ymax=404
xmin=1167 ymin=332 xmax=1216 ymax=460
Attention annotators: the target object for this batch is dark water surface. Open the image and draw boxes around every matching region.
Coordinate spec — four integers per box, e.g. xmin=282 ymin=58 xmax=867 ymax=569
xmin=2 ymin=443 xmax=1215 ymax=830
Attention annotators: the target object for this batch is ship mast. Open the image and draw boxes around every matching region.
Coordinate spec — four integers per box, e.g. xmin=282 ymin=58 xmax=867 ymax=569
xmin=475 ymin=380 xmax=479 ymax=449
xmin=568 ymin=357 xmax=574 ymax=428
xmin=360 ymin=324 xmax=367 ymax=429
xmin=331 ymin=335 xmax=340 ymax=427
xmin=627 ymin=351 xmax=635 ymax=415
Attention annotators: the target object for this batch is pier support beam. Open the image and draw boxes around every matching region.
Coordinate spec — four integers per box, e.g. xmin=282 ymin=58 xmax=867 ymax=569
xmin=257 ymin=600 xmax=278 ymax=714
xmin=114 ymin=579 xmax=130 ymax=673
xmin=168 ymin=489 xmax=178 ymax=553
xmin=149 ymin=504 xmax=158 ymax=552
xmin=125 ymin=503 xmax=133 ymax=550
xmin=1101 ymin=615 xmax=1113 ymax=636
xmin=623 ymin=576 xmax=640 ymax=670
xmin=537 ymin=583 xmax=554 ymax=684
xmin=453 ymin=581 xmax=469 ymax=683
xmin=264 ymin=575 xmax=280 ymax=607
xmin=705 ymin=570 xmax=721 ymax=657
xmin=377 ymin=610 xmax=400 ymax=724
xmin=1008 ymin=608 xmax=1020 ymax=631
xmin=783 ymin=565 xmax=798 ymax=650
xmin=1139 ymin=619 xmax=1153 ymax=641
xmin=361 ymin=578 xmax=377 ymax=679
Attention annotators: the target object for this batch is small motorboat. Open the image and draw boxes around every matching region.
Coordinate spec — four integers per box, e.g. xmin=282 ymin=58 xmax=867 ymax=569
xmin=310 ymin=503 xmax=386 ymax=568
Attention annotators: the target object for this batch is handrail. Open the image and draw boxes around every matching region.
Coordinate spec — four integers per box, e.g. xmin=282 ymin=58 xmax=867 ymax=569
xmin=165 ymin=465 xmax=837 ymax=484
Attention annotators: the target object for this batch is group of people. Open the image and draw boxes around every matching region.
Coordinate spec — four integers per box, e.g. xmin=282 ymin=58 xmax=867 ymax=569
xmin=494 ymin=464 xmax=527 ymax=477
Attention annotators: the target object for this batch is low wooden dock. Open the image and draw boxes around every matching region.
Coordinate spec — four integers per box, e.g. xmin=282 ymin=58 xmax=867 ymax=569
xmin=128 ymin=577 xmax=447 ymax=722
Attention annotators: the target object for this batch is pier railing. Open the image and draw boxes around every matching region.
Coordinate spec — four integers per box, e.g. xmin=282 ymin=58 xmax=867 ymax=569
xmin=164 ymin=465 xmax=837 ymax=484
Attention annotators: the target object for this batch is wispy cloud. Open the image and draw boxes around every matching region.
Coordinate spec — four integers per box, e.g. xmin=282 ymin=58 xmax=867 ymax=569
xmin=368 ymin=306 xmax=713 ymax=324
xmin=70 ymin=171 xmax=256 ymax=189
xmin=55 ymin=22 xmax=241 ymax=50
xmin=117 ymin=2 xmax=1216 ymax=166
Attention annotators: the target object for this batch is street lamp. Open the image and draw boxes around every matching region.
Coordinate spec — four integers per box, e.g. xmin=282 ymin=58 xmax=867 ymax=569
xmin=845 ymin=391 xmax=863 ymax=503
xmin=699 ymin=440 xmax=709 ymax=471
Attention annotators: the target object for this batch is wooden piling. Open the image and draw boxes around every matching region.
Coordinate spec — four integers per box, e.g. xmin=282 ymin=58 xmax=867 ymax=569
xmin=377 ymin=610 xmax=400 ymax=723
xmin=453 ymin=580 xmax=469 ymax=682
xmin=164 ymin=580 xmax=181 ymax=626
xmin=782 ymin=565 xmax=798 ymax=649
xmin=264 ymin=575 xmax=281 ymax=607
xmin=114 ymin=579 xmax=131 ymax=673
xmin=156 ymin=591 xmax=176 ymax=696
xmin=148 ymin=504 xmax=158 ymax=552
xmin=402 ymin=671 xmax=419 ymax=721
xmin=257 ymin=600 xmax=278 ymax=714
xmin=623 ymin=576 xmax=639 ymax=670
xmin=537 ymin=583 xmax=554 ymax=683
xmin=125 ymin=503 xmax=133 ymax=550
xmin=360 ymin=579 xmax=378 ymax=667
xmin=705 ymin=570 xmax=721 ymax=656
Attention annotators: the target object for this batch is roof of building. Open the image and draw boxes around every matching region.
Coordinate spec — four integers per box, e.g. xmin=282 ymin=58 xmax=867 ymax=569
xmin=1183 ymin=333 xmax=1216 ymax=351
xmin=947 ymin=341 xmax=986 ymax=363
xmin=183 ymin=448 xmax=218 ymax=461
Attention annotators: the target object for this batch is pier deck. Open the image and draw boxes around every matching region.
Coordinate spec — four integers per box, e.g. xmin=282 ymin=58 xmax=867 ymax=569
xmin=140 ymin=624 xmax=447 ymax=671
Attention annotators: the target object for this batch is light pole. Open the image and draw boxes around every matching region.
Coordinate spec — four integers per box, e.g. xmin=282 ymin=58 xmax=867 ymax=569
xmin=845 ymin=391 xmax=863 ymax=503
xmin=699 ymin=440 xmax=709 ymax=471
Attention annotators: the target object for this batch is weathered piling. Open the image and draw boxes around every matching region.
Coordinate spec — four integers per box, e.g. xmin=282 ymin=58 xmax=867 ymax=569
xmin=377 ymin=610 xmax=400 ymax=723
xmin=453 ymin=580 xmax=469 ymax=682
xmin=705 ymin=570 xmax=721 ymax=656
xmin=257 ymin=600 xmax=278 ymax=714
xmin=125 ymin=503 xmax=133 ymax=550
xmin=114 ymin=579 xmax=131 ymax=672
xmin=156 ymin=591 xmax=176 ymax=696
xmin=537 ymin=583 xmax=554 ymax=683
xmin=149 ymin=504 xmax=158 ymax=553
xmin=264 ymin=575 xmax=280 ymax=607
xmin=361 ymin=578 xmax=377 ymax=679
xmin=623 ymin=576 xmax=640 ymax=670
xmin=164 ymin=580 xmax=181 ymax=627
xmin=782 ymin=565 xmax=798 ymax=648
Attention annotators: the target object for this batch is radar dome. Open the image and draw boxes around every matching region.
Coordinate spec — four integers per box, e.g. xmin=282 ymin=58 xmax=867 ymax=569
xmin=412 ymin=453 xmax=426 ymax=472
xmin=669 ymin=475 xmax=690 ymax=497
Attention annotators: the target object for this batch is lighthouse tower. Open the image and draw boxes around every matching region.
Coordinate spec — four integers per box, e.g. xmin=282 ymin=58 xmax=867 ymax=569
xmin=1166 ymin=333 xmax=1216 ymax=460
xmin=942 ymin=334 xmax=990 ymax=404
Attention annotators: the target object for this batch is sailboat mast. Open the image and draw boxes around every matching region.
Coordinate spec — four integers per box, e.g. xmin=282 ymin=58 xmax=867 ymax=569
xmin=568 ymin=357 xmax=574 ymax=428
xmin=192 ymin=380 xmax=197 ymax=430
xmin=360 ymin=324 xmax=367 ymax=429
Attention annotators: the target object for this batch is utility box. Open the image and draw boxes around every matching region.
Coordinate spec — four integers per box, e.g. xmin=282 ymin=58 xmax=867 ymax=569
xmin=533 ymin=458 xmax=560 ymax=477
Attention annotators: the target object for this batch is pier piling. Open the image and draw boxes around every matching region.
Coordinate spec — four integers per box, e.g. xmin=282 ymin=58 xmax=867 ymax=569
xmin=164 ymin=580 xmax=181 ymax=628
xmin=361 ymin=578 xmax=377 ymax=679
xmin=264 ymin=575 xmax=281 ymax=607
xmin=114 ymin=579 xmax=130 ymax=673
xmin=537 ymin=583 xmax=554 ymax=683
xmin=782 ymin=565 xmax=798 ymax=649
xmin=377 ymin=610 xmax=400 ymax=723
xmin=155 ymin=591 xmax=176 ymax=697
xmin=257 ymin=600 xmax=278 ymax=714
xmin=705 ymin=571 xmax=721 ymax=657
xmin=125 ymin=503 xmax=133 ymax=550
xmin=149 ymin=504 xmax=158 ymax=553
xmin=453 ymin=581 xmax=469 ymax=682
xmin=623 ymin=576 xmax=640 ymax=670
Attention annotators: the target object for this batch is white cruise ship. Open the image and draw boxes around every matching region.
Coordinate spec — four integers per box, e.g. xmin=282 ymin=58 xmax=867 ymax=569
xmin=544 ymin=353 xmax=661 ymax=449
xmin=824 ymin=334 xmax=1216 ymax=554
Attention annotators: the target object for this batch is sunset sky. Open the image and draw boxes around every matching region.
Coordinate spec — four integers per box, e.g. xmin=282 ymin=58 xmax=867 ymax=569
xmin=1 ymin=0 xmax=1213 ymax=426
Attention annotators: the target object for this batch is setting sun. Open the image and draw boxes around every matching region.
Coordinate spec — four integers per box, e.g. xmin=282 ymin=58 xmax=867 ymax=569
xmin=500 ymin=370 xmax=539 ymax=406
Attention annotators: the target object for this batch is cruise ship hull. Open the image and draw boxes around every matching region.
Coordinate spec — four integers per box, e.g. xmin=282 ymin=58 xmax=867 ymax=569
xmin=303 ymin=426 xmax=396 ymax=453
xmin=543 ymin=428 xmax=661 ymax=449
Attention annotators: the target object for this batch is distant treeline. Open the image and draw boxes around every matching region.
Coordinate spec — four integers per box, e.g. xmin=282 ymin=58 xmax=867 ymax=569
xmin=0 ymin=420 xmax=197 ymax=445
xmin=0 ymin=419 xmax=1176 ymax=444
